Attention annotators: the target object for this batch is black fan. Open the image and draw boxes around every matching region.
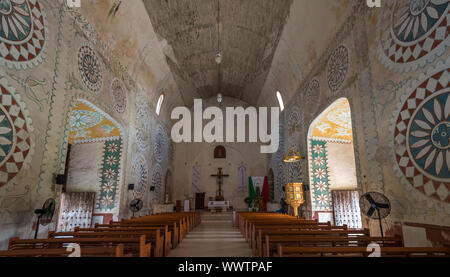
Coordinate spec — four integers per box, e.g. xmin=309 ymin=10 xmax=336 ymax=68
xmin=129 ymin=198 xmax=143 ymax=218
xmin=34 ymin=198 xmax=55 ymax=239
xmin=359 ymin=192 xmax=391 ymax=237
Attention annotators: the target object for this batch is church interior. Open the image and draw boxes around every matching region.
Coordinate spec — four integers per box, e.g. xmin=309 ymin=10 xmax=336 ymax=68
xmin=0 ymin=0 xmax=449 ymax=258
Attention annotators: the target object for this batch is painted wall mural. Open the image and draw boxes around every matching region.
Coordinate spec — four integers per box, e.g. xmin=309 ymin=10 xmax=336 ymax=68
xmin=0 ymin=77 xmax=34 ymax=187
xmin=326 ymin=45 xmax=349 ymax=95
xmin=131 ymin=153 xmax=148 ymax=200
xmin=135 ymin=93 xmax=151 ymax=151
xmin=153 ymin=124 xmax=167 ymax=164
xmin=378 ymin=0 xmax=450 ymax=72
xmin=0 ymin=0 xmax=47 ymax=69
xmin=310 ymin=97 xmax=353 ymax=143
xmin=69 ymin=100 xmax=120 ymax=144
xmin=287 ymin=106 xmax=301 ymax=134
xmin=305 ymin=78 xmax=321 ymax=120
xmin=77 ymin=44 xmax=103 ymax=93
xmin=151 ymin=163 xmax=163 ymax=204
xmin=392 ymin=63 xmax=449 ymax=203
xmin=110 ymin=78 xmax=127 ymax=114
xmin=309 ymin=140 xmax=332 ymax=212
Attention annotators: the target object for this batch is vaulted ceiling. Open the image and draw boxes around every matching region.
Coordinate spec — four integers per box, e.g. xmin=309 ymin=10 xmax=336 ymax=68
xmin=142 ymin=0 xmax=293 ymax=105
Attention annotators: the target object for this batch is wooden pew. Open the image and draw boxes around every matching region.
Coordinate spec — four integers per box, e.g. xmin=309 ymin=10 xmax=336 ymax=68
xmin=74 ymin=226 xmax=172 ymax=256
xmin=104 ymin=221 xmax=180 ymax=248
xmin=0 ymin=244 xmax=124 ymax=257
xmin=8 ymin=236 xmax=151 ymax=257
xmin=276 ymin=245 xmax=450 ymax=257
xmin=256 ymin=229 xmax=370 ymax=257
xmin=250 ymin=222 xmax=338 ymax=251
xmin=48 ymin=229 xmax=164 ymax=257
xmin=263 ymin=235 xmax=403 ymax=257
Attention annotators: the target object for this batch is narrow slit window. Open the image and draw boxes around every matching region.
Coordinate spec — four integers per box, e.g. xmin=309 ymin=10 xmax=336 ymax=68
xmin=276 ymin=91 xmax=284 ymax=112
xmin=156 ymin=94 xmax=164 ymax=115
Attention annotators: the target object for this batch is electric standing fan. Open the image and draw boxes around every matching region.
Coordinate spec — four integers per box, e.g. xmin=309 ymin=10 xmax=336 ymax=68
xmin=129 ymin=198 xmax=143 ymax=218
xmin=359 ymin=192 xmax=391 ymax=237
xmin=34 ymin=198 xmax=55 ymax=239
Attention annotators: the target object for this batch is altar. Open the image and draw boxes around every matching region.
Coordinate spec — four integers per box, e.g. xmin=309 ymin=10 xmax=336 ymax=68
xmin=208 ymin=201 xmax=230 ymax=211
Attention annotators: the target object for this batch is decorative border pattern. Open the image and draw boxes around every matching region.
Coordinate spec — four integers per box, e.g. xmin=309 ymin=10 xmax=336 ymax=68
xmin=309 ymin=140 xmax=332 ymax=211
xmin=97 ymin=139 xmax=121 ymax=212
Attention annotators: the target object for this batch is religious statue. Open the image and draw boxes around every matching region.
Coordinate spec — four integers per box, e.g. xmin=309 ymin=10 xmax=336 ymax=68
xmin=253 ymin=187 xmax=264 ymax=212
xmin=164 ymin=193 xmax=170 ymax=204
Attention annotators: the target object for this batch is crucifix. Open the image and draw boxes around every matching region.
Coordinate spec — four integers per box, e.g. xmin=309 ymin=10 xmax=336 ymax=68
xmin=211 ymin=167 xmax=229 ymax=201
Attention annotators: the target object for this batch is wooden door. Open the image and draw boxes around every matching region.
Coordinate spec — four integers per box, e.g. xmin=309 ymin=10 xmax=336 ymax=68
xmin=195 ymin=193 xmax=205 ymax=210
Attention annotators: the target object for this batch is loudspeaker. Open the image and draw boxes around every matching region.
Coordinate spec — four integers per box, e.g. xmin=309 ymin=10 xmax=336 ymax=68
xmin=56 ymin=174 xmax=66 ymax=185
xmin=150 ymin=186 xmax=155 ymax=191
xmin=302 ymin=184 xmax=310 ymax=191
xmin=128 ymin=184 xmax=134 ymax=190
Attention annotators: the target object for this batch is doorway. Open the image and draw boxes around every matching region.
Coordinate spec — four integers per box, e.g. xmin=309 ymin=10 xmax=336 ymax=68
xmin=307 ymin=98 xmax=362 ymax=228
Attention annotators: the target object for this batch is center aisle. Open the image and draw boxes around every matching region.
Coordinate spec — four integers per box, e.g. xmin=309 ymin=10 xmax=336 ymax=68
xmin=168 ymin=211 xmax=254 ymax=257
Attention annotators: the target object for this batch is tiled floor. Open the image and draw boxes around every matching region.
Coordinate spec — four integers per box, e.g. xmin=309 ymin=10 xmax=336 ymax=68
xmin=168 ymin=212 xmax=254 ymax=257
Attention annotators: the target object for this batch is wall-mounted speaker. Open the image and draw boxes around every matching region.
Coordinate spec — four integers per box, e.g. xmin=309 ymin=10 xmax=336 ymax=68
xmin=302 ymin=184 xmax=310 ymax=191
xmin=150 ymin=186 xmax=155 ymax=191
xmin=56 ymin=174 xmax=66 ymax=185
xmin=128 ymin=184 xmax=134 ymax=190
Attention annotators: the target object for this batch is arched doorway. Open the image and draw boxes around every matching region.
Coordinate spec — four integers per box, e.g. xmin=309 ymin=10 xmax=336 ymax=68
xmin=307 ymin=98 xmax=362 ymax=228
xmin=57 ymin=99 xmax=124 ymax=231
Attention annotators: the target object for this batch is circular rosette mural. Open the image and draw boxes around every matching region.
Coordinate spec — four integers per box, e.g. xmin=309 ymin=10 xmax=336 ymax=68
xmin=0 ymin=0 xmax=47 ymax=69
xmin=379 ymin=0 xmax=450 ymax=72
xmin=110 ymin=78 xmax=127 ymax=114
xmin=393 ymin=67 xmax=449 ymax=203
xmin=78 ymin=44 xmax=103 ymax=93
xmin=131 ymin=154 xmax=148 ymax=199
xmin=153 ymin=124 xmax=167 ymax=164
xmin=151 ymin=164 xmax=163 ymax=204
xmin=327 ymin=45 xmax=349 ymax=94
xmin=135 ymin=93 xmax=151 ymax=151
xmin=0 ymin=77 xmax=34 ymax=187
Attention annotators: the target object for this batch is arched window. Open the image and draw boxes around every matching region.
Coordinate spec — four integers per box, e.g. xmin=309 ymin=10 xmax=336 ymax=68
xmin=276 ymin=91 xmax=284 ymax=112
xmin=156 ymin=94 xmax=164 ymax=115
xmin=214 ymin=145 xmax=226 ymax=159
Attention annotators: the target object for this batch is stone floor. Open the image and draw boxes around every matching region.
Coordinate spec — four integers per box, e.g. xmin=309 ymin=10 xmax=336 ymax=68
xmin=168 ymin=211 xmax=254 ymax=257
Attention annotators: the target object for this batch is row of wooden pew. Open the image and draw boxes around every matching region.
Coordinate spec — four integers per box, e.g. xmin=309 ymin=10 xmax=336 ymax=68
xmin=236 ymin=212 xmax=450 ymax=257
xmin=0 ymin=212 xmax=201 ymax=257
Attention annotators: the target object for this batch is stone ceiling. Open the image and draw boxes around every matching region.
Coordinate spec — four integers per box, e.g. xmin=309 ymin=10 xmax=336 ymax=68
xmin=143 ymin=0 xmax=293 ymax=105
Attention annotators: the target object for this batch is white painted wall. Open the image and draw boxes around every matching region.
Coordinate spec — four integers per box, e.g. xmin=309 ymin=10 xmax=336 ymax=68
xmin=326 ymin=142 xmax=357 ymax=190
xmin=66 ymin=142 xmax=104 ymax=193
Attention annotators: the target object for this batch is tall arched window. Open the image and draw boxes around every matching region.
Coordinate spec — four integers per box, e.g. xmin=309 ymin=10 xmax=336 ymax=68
xmin=156 ymin=94 xmax=164 ymax=115
xmin=276 ymin=91 xmax=284 ymax=112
